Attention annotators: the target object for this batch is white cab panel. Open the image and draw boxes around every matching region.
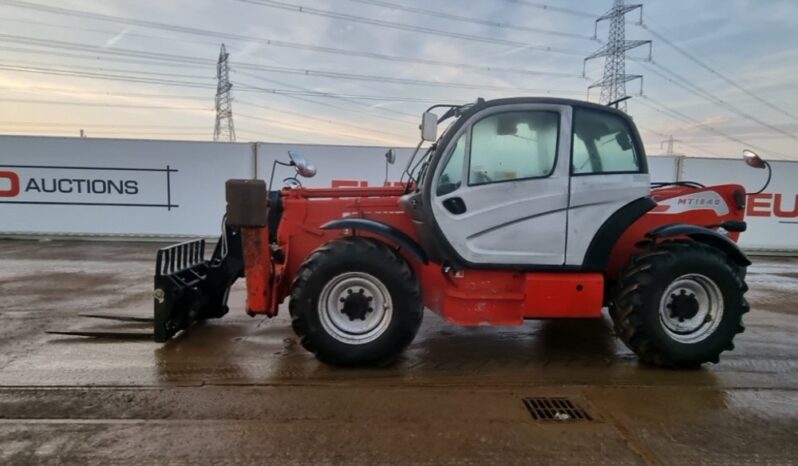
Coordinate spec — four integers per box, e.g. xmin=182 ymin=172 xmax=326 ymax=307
xmin=431 ymin=104 xmax=573 ymax=265
xmin=565 ymin=173 xmax=650 ymax=265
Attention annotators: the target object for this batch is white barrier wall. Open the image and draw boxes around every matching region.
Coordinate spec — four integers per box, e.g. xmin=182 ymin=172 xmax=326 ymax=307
xmin=680 ymin=157 xmax=798 ymax=251
xmin=648 ymin=155 xmax=678 ymax=182
xmin=0 ymin=136 xmax=418 ymax=237
xmin=0 ymin=136 xmax=253 ymax=236
xmin=0 ymin=135 xmax=795 ymax=252
xmin=256 ymin=143 xmax=415 ymax=188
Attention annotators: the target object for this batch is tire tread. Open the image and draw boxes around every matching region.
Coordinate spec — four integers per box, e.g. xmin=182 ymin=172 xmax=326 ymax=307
xmin=612 ymin=240 xmax=748 ymax=368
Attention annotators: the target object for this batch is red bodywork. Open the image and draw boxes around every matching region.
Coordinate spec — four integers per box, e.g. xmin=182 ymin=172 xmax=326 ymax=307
xmin=240 ymin=183 xmax=746 ymax=326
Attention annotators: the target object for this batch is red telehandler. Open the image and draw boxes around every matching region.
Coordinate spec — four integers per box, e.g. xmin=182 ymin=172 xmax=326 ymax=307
xmin=59 ymin=98 xmax=773 ymax=368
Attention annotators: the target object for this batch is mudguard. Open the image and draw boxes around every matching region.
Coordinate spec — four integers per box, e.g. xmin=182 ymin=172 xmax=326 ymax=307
xmin=646 ymin=223 xmax=751 ymax=266
xmin=320 ymin=218 xmax=429 ymax=264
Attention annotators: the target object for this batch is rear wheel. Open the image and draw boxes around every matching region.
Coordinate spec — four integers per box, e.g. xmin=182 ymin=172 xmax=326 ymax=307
xmin=612 ymin=241 xmax=749 ymax=368
xmin=289 ymin=237 xmax=423 ymax=366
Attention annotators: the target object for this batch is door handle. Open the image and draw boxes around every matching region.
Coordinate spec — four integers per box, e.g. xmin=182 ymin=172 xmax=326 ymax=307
xmin=443 ymin=197 xmax=467 ymax=215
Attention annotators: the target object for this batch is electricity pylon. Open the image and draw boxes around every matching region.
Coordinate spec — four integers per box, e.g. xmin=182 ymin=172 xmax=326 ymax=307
xmin=583 ymin=0 xmax=652 ymax=112
xmin=213 ymin=43 xmax=236 ymax=142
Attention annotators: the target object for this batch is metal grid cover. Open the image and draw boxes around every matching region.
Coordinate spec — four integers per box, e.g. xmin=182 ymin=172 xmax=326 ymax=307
xmin=522 ymin=397 xmax=592 ymax=421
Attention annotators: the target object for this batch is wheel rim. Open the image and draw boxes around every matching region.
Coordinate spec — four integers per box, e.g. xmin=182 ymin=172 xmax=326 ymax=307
xmin=318 ymin=272 xmax=393 ymax=345
xmin=659 ymin=273 xmax=724 ymax=344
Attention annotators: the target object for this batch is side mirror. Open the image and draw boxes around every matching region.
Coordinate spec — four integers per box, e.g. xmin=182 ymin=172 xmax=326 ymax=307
xmin=420 ymin=112 xmax=438 ymax=142
xmin=742 ymin=149 xmax=772 ymax=195
xmin=287 ymin=150 xmax=316 ymax=178
xmin=383 ymin=148 xmax=396 ymax=186
xmin=385 ymin=148 xmax=396 ymax=165
xmin=743 ymin=149 xmax=766 ymax=169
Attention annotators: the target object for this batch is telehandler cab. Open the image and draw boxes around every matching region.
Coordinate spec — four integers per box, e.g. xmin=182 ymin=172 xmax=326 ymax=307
xmin=77 ymin=97 xmax=767 ymax=368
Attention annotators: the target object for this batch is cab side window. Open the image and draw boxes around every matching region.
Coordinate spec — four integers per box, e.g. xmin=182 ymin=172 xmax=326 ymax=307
xmin=468 ymin=111 xmax=559 ymax=185
xmin=572 ymin=108 xmax=641 ymax=175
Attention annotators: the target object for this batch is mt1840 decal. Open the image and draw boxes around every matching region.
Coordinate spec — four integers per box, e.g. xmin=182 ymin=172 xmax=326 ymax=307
xmin=652 ymin=191 xmax=729 ymax=216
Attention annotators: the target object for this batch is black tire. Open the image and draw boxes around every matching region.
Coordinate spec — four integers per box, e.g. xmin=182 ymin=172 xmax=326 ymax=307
xmin=289 ymin=237 xmax=423 ymax=366
xmin=612 ymin=241 xmax=749 ymax=368
xmin=737 ymin=265 xmax=748 ymax=281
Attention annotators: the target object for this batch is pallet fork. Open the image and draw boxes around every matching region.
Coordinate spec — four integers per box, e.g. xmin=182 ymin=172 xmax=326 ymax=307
xmin=46 ymin=225 xmax=244 ymax=341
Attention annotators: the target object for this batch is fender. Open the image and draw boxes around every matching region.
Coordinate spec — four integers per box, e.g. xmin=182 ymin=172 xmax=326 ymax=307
xmin=320 ymin=218 xmax=429 ymax=264
xmin=583 ymin=197 xmax=658 ymax=270
xmin=647 ymin=224 xmax=751 ymax=266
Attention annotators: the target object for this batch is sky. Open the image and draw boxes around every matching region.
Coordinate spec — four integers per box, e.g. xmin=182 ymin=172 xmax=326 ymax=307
xmin=0 ymin=0 xmax=796 ymax=158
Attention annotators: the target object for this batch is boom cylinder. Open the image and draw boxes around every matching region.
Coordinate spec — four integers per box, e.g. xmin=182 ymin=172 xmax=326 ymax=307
xmin=241 ymin=227 xmax=272 ymax=315
xmin=225 ymin=179 xmax=275 ymax=316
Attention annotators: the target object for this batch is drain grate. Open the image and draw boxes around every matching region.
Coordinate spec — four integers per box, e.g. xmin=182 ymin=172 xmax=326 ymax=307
xmin=522 ymin=397 xmax=592 ymax=421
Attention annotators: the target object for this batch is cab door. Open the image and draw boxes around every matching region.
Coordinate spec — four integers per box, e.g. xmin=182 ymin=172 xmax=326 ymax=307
xmin=429 ymin=104 xmax=572 ymax=266
xmin=566 ymin=107 xmax=650 ymax=265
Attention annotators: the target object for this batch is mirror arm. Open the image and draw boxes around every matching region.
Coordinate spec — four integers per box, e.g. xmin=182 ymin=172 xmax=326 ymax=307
xmin=748 ymin=160 xmax=772 ymax=196
xmin=268 ymin=159 xmax=292 ymax=191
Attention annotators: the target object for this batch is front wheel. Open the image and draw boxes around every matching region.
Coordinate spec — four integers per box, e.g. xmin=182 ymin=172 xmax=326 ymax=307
xmin=612 ymin=241 xmax=749 ymax=368
xmin=289 ymin=237 xmax=423 ymax=366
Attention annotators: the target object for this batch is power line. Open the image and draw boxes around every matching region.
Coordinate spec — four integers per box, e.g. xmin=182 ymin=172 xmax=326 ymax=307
xmin=0 ymin=44 xmax=439 ymax=126
xmin=640 ymin=23 xmax=798 ymax=122
xmin=0 ymin=67 xmax=417 ymax=125
xmin=635 ymin=96 xmax=787 ymax=158
xmin=342 ymin=0 xmax=593 ymax=40
xmin=3 ymin=62 xmax=407 ymax=140
xmin=3 ymin=98 xmax=406 ymax=141
xmin=1 ymin=129 xmax=212 ymax=137
xmin=235 ymin=111 xmax=403 ymax=145
xmin=0 ymin=63 xmax=447 ymax=104
xmin=2 ymin=45 xmax=213 ymax=73
xmin=235 ymin=0 xmax=591 ymax=57
xmin=234 ymin=84 xmax=443 ymax=103
xmin=492 ymin=0 xmax=599 ymax=19
xmin=0 ymin=84 xmax=211 ymax=102
xmin=0 ymin=34 xmax=584 ymax=96
xmin=0 ymin=41 xmax=571 ymax=104
xmin=236 ymin=101 xmax=411 ymax=141
xmin=234 ymin=70 xmax=417 ymax=122
xmin=4 ymin=57 xmax=215 ymax=81
xmin=239 ymin=65 xmax=584 ymax=95
xmin=0 ymin=16 xmax=220 ymax=48
xmin=640 ymin=61 xmax=798 ymax=141
xmin=0 ymin=82 xmax=413 ymax=140
xmin=2 ymin=97 xmax=212 ymax=112
xmin=0 ymin=34 xmax=214 ymax=66
xmin=0 ymin=0 xmax=577 ymax=78
xmin=0 ymin=63 xmax=216 ymax=90
xmin=0 ymin=121 xmax=210 ymax=129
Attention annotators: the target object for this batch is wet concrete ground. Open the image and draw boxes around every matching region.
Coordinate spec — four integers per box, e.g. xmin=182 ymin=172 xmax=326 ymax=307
xmin=0 ymin=239 xmax=797 ymax=465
